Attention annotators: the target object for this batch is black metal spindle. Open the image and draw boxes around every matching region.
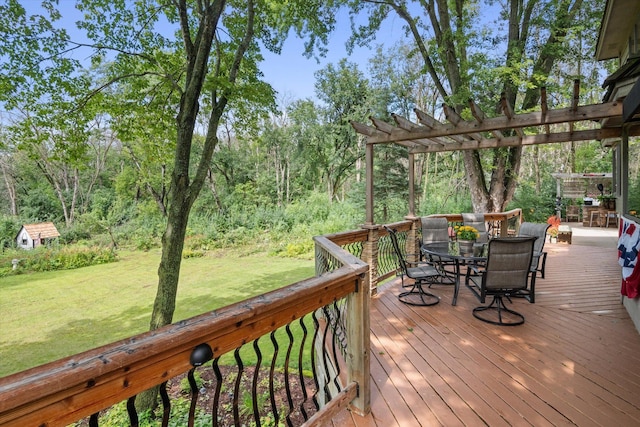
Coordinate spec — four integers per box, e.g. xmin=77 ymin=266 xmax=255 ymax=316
xmin=186 ymin=368 xmax=199 ymax=427
xmin=284 ymin=323 xmax=295 ymax=427
xmin=321 ymin=305 xmax=335 ymax=403
xmin=211 ymin=357 xmax=223 ymax=427
xmin=297 ymin=316 xmax=309 ymax=420
xmin=310 ymin=309 xmax=321 ymax=410
xmin=159 ymin=381 xmax=171 ymax=427
xmin=328 ymin=302 xmax=343 ymax=395
xmin=251 ymin=338 xmax=263 ymax=427
xmin=268 ymin=330 xmax=280 ymax=422
xmin=126 ymin=396 xmax=138 ymax=427
xmin=232 ymin=348 xmax=244 ymax=426
xmin=89 ymin=412 xmax=99 ymax=427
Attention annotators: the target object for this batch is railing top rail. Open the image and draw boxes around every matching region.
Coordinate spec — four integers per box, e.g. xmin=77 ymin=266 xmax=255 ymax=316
xmin=314 ymin=235 xmax=368 ymax=269
xmin=427 ymin=208 xmax=523 ymax=222
xmin=0 ymin=264 xmax=366 ymax=427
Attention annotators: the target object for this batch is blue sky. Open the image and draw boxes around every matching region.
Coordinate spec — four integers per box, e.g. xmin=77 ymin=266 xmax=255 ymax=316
xmin=24 ymin=2 xmax=409 ymax=102
xmin=259 ymin=9 xmax=408 ymax=101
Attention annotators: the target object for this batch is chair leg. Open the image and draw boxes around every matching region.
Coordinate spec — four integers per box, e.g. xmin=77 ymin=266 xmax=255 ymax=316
xmin=398 ymin=280 xmax=440 ymax=306
xmin=473 ymin=295 xmax=525 ymax=326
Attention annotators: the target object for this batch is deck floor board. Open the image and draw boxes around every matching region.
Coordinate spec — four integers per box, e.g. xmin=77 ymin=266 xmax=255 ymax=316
xmin=336 ymin=234 xmax=640 ymax=426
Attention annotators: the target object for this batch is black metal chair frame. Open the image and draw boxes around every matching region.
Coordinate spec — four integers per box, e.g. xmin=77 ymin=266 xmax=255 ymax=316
xmin=420 ymin=217 xmax=456 ymax=285
xmin=385 ymin=226 xmax=440 ymax=306
xmin=516 ymin=222 xmax=551 ymax=302
xmin=465 ymin=237 xmax=536 ymax=326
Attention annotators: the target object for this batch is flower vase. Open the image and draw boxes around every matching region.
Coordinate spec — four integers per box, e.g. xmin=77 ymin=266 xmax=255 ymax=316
xmin=458 ymin=239 xmax=475 ymax=255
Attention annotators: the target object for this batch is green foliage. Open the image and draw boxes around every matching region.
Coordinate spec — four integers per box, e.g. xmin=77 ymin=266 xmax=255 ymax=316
xmin=59 ymin=223 xmax=92 ymax=244
xmin=507 ymin=180 xmax=556 ymax=223
xmin=0 ymin=215 xmax=20 ymax=249
xmin=574 ymin=143 xmax=613 ymax=173
xmin=182 ymin=249 xmax=206 ymax=259
xmin=94 ymin=398 xmax=211 ymax=427
xmin=1 ymin=246 xmax=117 ymax=274
xmin=19 ymin=185 xmax=62 ymax=223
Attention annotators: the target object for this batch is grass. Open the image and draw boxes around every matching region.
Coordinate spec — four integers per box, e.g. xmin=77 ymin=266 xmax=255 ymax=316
xmin=0 ymin=249 xmax=314 ymax=377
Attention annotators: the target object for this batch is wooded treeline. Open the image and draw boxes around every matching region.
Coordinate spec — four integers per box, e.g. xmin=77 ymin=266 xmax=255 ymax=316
xmin=0 ymin=1 xmax=618 ymax=248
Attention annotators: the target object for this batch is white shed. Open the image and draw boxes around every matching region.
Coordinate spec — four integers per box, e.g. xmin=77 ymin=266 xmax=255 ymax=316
xmin=15 ymin=222 xmax=60 ymax=250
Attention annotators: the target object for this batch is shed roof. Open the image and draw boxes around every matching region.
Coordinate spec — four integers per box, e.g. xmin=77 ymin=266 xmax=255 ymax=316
xmin=20 ymin=222 xmax=60 ymax=239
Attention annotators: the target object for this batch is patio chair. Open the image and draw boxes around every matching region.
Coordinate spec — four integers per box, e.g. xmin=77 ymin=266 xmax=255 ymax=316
xmin=462 ymin=213 xmax=489 ymax=243
xmin=516 ymin=221 xmax=551 ymax=302
xmin=385 ymin=226 xmax=440 ymax=306
xmin=420 ymin=217 xmax=456 ymax=284
xmin=465 ymin=237 xmax=536 ymax=326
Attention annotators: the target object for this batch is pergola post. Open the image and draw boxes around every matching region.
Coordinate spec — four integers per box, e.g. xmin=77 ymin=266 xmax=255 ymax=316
xmin=408 ymin=152 xmax=415 ymax=217
xmin=365 ymin=143 xmax=374 ymax=226
xmin=362 ymin=142 xmax=379 ymax=295
xmin=406 ymin=152 xmax=420 ymax=259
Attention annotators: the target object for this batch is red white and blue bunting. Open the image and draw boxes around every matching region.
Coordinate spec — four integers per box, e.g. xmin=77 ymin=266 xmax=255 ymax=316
xmin=618 ymin=217 xmax=640 ymax=298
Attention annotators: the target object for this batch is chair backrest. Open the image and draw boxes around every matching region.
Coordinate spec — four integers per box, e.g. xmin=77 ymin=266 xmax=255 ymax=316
xmin=518 ymin=222 xmax=550 ymax=254
xmin=421 ymin=217 xmax=449 ymax=244
xmin=484 ymin=237 xmax=536 ymax=291
xmin=384 ymin=226 xmax=408 ymax=274
xmin=462 ymin=213 xmax=489 ymax=243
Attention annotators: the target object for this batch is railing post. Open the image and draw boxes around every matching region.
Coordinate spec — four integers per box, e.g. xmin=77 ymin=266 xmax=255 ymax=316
xmin=347 ymin=272 xmax=370 ymax=416
xmin=361 ymin=224 xmax=379 ymax=296
xmin=500 ymin=216 xmax=509 ymax=237
xmin=406 ymin=215 xmax=420 ymax=262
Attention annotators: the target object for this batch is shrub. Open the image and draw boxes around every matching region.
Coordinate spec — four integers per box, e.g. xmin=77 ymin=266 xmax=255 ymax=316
xmin=7 ymin=246 xmax=117 ymax=274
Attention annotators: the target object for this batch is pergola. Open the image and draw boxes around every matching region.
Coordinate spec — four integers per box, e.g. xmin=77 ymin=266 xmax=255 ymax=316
xmin=351 ymin=81 xmax=640 ymax=225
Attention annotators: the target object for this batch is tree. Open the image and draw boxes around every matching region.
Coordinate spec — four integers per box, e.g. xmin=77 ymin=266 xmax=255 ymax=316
xmin=312 ymin=59 xmax=370 ymax=202
xmin=345 ymin=0 xmax=606 ymax=212
xmin=72 ymin=1 xmax=340 ymax=336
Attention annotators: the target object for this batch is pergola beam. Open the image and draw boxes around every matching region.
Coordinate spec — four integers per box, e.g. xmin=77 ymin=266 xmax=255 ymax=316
xmin=500 ymin=94 xmax=525 ymax=138
xmin=353 ymin=101 xmax=623 ymax=145
xmin=408 ymin=124 xmax=640 ymax=153
xmin=469 ymin=99 xmax=504 ymax=140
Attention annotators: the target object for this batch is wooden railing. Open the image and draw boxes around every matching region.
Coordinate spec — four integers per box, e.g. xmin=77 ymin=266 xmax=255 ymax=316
xmin=0 ymin=209 xmax=520 ymax=426
xmin=0 ymin=242 xmax=368 ymax=426
xmin=325 ymin=209 xmax=523 ymax=294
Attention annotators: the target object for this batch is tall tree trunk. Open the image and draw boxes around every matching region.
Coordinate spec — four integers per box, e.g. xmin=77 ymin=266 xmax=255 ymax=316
xmin=0 ymin=156 xmax=17 ymax=216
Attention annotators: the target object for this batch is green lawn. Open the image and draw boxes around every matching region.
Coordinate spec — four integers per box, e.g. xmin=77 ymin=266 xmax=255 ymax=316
xmin=0 ymin=249 xmax=314 ymax=377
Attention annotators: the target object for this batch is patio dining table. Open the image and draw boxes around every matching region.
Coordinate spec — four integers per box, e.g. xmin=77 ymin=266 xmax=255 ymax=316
xmin=421 ymin=241 xmax=487 ymax=306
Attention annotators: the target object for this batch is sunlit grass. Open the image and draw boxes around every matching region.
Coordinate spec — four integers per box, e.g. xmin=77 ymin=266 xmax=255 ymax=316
xmin=0 ymin=249 xmax=314 ymax=377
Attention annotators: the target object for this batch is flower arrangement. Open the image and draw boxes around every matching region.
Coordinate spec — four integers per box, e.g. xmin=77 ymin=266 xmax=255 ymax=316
xmin=455 ymin=225 xmax=479 ymax=241
xmin=546 ymin=215 xmax=560 ymax=237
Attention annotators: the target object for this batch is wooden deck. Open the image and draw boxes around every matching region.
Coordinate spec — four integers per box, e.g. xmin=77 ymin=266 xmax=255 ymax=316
xmin=332 ymin=230 xmax=640 ymax=426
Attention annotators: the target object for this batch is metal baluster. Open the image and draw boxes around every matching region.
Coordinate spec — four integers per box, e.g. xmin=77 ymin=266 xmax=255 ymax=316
xmin=297 ymin=316 xmax=309 ymax=421
xmin=310 ymin=309 xmax=321 ymax=410
xmin=89 ymin=412 xmax=99 ymax=427
xmin=268 ymin=330 xmax=280 ymax=422
xmin=159 ymin=381 xmax=171 ymax=427
xmin=251 ymin=338 xmax=263 ymax=427
xmin=232 ymin=347 xmax=244 ymax=426
xmin=126 ymin=396 xmax=138 ymax=427
xmin=211 ymin=357 xmax=223 ymax=427
xmin=186 ymin=368 xmax=199 ymax=427
xmin=328 ymin=301 xmax=343 ymax=394
xmin=284 ymin=324 xmax=295 ymax=427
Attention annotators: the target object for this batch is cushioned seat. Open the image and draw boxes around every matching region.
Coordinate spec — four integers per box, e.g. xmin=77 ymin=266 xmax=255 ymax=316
xmin=462 ymin=213 xmax=489 ymax=243
xmin=420 ymin=217 xmax=456 ymax=284
xmin=517 ymin=221 xmax=551 ymax=302
xmin=386 ymin=226 xmax=440 ymax=306
xmin=465 ymin=237 xmax=536 ymax=326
